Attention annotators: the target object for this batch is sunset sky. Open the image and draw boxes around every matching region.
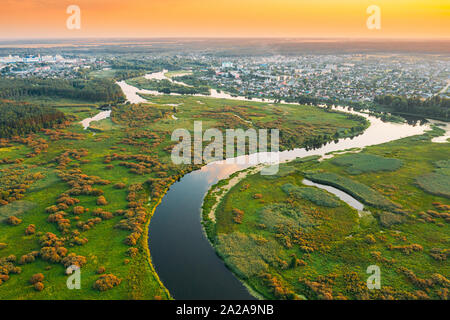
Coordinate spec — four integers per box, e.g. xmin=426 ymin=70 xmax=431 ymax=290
xmin=0 ymin=0 xmax=449 ymax=39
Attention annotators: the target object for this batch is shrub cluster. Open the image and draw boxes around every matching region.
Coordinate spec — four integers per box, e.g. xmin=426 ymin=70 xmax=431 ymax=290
xmin=93 ymin=274 xmax=121 ymax=291
xmin=92 ymin=208 xmax=114 ymax=220
xmin=0 ymin=165 xmax=45 ymax=206
xmin=0 ymin=255 xmax=21 ymax=286
xmin=25 ymin=224 xmax=36 ymax=235
xmin=5 ymin=216 xmax=22 ymax=226
xmin=232 ymin=208 xmax=244 ymax=224
xmin=388 ymin=243 xmax=423 ymax=255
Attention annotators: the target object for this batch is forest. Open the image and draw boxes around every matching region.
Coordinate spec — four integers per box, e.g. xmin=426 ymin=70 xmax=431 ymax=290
xmin=0 ymin=78 xmax=125 ymax=103
xmin=126 ymin=78 xmax=211 ymax=96
xmin=0 ymin=100 xmax=66 ymax=138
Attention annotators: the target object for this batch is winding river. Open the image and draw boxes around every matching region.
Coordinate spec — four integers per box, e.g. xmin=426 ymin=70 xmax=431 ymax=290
xmin=147 ymin=113 xmax=428 ymax=299
xmin=86 ymin=71 xmax=438 ymax=299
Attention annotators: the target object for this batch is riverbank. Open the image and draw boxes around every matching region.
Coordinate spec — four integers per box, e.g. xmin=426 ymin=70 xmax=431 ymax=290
xmin=140 ymin=191 xmax=173 ymax=300
xmin=199 ymin=157 xmax=368 ymax=299
xmin=203 ymin=165 xmax=264 ymax=223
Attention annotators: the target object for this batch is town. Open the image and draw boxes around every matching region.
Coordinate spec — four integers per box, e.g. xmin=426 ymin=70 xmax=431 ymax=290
xmin=198 ymin=54 xmax=449 ymax=102
xmin=1 ymin=52 xmax=448 ymax=105
xmin=0 ymin=54 xmax=105 ymax=78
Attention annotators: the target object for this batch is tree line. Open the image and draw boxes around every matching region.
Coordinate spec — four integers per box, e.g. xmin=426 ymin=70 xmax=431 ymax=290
xmin=0 ymin=100 xmax=66 ymax=138
xmin=374 ymin=95 xmax=449 ymax=120
xmin=0 ymin=78 xmax=125 ymax=103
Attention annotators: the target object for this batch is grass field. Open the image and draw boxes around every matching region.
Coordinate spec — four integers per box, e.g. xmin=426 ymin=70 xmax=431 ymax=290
xmin=0 ymin=94 xmax=366 ymax=299
xmin=331 ymin=153 xmax=403 ymax=175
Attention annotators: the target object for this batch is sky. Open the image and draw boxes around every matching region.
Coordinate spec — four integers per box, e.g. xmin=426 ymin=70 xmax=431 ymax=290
xmin=0 ymin=0 xmax=449 ymax=39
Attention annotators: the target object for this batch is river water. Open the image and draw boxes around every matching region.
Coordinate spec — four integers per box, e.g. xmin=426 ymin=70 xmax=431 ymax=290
xmin=80 ymin=110 xmax=111 ymax=130
xmin=82 ymin=71 xmax=439 ymax=299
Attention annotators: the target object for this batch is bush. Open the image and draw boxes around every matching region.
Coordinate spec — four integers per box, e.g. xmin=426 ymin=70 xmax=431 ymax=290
xmin=429 ymin=248 xmax=449 ymax=261
xmin=34 ymin=282 xmax=44 ymax=291
xmin=332 ymin=153 xmax=402 ymax=175
xmin=232 ymin=208 xmax=244 ymax=224
xmin=97 ymin=196 xmax=108 ymax=206
xmin=93 ymin=274 xmax=121 ymax=291
xmin=40 ymin=246 xmax=67 ymax=263
xmin=96 ymin=266 xmax=106 ymax=274
xmin=61 ymin=253 xmax=87 ymax=268
xmin=5 ymin=216 xmax=22 ymax=226
xmin=114 ymin=183 xmax=126 ymax=189
xmin=30 ymin=273 xmax=44 ymax=284
xmin=127 ymin=247 xmax=139 ymax=258
xmin=25 ymin=224 xmax=36 ymax=235
xmin=73 ymin=206 xmax=85 ymax=215
xmin=388 ymin=243 xmax=423 ymax=255
xmin=365 ymin=235 xmax=376 ymax=244
xmin=92 ymin=208 xmax=113 ymax=220
xmin=19 ymin=253 xmax=36 ymax=264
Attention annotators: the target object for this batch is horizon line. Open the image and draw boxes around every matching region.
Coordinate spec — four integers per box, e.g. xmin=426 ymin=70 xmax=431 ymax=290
xmin=1 ymin=36 xmax=450 ymax=42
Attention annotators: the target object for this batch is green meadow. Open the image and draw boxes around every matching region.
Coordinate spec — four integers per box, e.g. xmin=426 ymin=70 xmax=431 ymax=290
xmin=0 ymin=95 xmax=365 ymax=299
xmin=209 ymin=129 xmax=450 ymax=300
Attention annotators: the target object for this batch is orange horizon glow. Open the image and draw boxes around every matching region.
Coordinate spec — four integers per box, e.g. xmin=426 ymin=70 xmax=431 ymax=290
xmin=1 ymin=0 xmax=449 ymax=40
